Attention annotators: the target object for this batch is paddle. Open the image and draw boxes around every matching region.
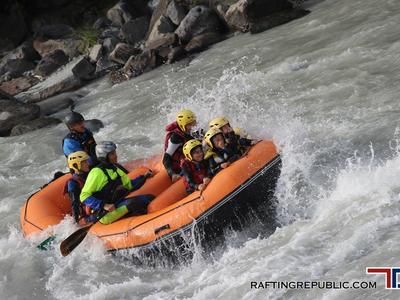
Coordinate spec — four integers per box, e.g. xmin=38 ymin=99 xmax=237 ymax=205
xmin=60 ymin=213 xmax=106 ymax=257
xmin=37 ymin=235 xmax=56 ymax=251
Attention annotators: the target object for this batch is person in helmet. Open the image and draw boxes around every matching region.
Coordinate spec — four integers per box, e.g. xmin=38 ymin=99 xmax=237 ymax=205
xmin=181 ymin=139 xmax=212 ymax=194
xmin=209 ymin=117 xmax=254 ymax=155
xmin=163 ymin=109 xmax=197 ymax=182
xmin=65 ymin=151 xmax=91 ymax=223
xmin=80 ymin=141 xmax=154 ymax=224
xmin=204 ymin=128 xmax=240 ymax=175
xmin=62 ymin=111 xmax=97 ymax=164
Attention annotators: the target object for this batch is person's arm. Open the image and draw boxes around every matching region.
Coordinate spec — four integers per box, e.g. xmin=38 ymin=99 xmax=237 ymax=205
xmin=67 ymin=180 xmax=81 ymax=223
xmin=182 ymin=162 xmax=198 ymax=191
xmin=209 ymin=156 xmax=222 ymax=175
xmin=238 ymin=136 xmax=252 ymax=147
xmin=80 ymin=168 xmax=106 ymax=211
xmin=163 ymin=133 xmax=184 ymax=177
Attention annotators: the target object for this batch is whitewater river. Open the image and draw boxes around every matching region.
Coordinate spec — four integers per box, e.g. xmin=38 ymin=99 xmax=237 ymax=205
xmin=2 ymin=0 xmax=400 ymax=298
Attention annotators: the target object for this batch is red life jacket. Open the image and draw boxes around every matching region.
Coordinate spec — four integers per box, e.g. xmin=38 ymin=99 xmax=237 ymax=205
xmin=181 ymin=159 xmax=209 ymax=191
xmin=63 ymin=175 xmax=91 ymax=219
xmin=164 ymin=121 xmax=189 ymax=173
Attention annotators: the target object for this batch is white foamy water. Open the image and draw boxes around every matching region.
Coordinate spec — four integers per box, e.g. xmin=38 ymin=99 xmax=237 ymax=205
xmin=2 ymin=0 xmax=400 ymax=298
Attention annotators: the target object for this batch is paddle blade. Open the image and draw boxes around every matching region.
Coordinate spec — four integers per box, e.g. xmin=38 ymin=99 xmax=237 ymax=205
xmin=60 ymin=224 xmax=93 ymax=256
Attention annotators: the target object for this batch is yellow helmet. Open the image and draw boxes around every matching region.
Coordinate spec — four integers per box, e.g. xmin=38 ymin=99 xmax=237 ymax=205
xmin=176 ymin=109 xmax=196 ymax=131
xmin=209 ymin=117 xmax=229 ymax=129
xmin=183 ymin=139 xmax=202 ymax=161
xmin=67 ymin=151 xmax=89 ymax=173
xmin=204 ymin=127 xmax=223 ymax=148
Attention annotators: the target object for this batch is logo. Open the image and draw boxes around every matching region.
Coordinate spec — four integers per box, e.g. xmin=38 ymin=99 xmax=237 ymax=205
xmin=366 ymin=268 xmax=400 ymax=289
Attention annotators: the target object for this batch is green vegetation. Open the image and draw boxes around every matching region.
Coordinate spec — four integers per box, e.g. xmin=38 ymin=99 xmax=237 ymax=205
xmin=75 ymin=26 xmax=99 ymax=54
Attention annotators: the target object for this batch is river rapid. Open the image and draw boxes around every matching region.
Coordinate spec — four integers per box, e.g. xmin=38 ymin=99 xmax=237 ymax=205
xmin=1 ymin=0 xmax=400 ymax=299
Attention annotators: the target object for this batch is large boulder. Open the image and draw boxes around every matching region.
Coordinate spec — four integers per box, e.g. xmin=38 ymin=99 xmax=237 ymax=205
xmin=123 ymin=49 xmax=158 ymax=78
xmin=93 ymin=17 xmax=112 ymax=31
xmin=10 ymin=117 xmax=61 ymax=136
xmin=121 ymin=17 xmax=150 ymax=45
xmin=225 ymin=0 xmax=293 ymax=32
xmin=37 ymin=92 xmax=74 ymax=115
xmin=0 ymin=59 xmax=35 ymax=79
xmin=0 ymin=41 xmax=41 ymax=66
xmin=146 ymin=0 xmax=172 ymax=40
xmin=16 ymin=56 xmax=85 ymax=103
xmin=102 ymin=36 xmax=121 ymax=54
xmin=0 ymin=99 xmax=41 ymax=136
xmin=89 ymin=44 xmax=103 ymax=63
xmin=146 ymin=16 xmax=176 ymax=46
xmin=33 ymin=38 xmax=82 ymax=58
xmin=109 ymin=43 xmax=141 ymax=65
xmin=71 ymin=57 xmax=96 ymax=81
xmin=166 ymin=0 xmax=187 ymax=26
xmin=107 ymin=0 xmax=149 ymax=27
xmin=35 ymin=49 xmax=69 ymax=77
xmin=0 ymin=77 xmax=39 ymax=96
xmin=145 ymin=33 xmax=177 ymax=50
xmin=184 ymin=32 xmax=224 ymax=53
xmin=175 ymin=6 xmax=222 ymax=44
xmin=34 ymin=24 xmax=75 ymax=40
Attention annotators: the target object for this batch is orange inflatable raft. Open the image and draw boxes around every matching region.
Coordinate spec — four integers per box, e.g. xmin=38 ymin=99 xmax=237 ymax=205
xmin=20 ymin=141 xmax=281 ymax=254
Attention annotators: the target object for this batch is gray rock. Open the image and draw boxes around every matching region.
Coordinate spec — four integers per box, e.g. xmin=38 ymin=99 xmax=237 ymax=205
xmin=145 ymin=33 xmax=177 ymax=50
xmin=0 ymin=99 xmax=40 ymax=136
xmin=166 ymin=1 xmax=188 ymax=25
xmin=146 ymin=16 xmax=176 ymax=46
xmin=123 ymin=49 xmax=158 ymax=78
xmin=0 ymin=77 xmax=39 ymax=96
xmin=100 ymin=27 xmax=121 ymax=40
xmin=33 ymin=38 xmax=82 ymax=58
xmin=148 ymin=0 xmax=161 ymax=12
xmin=0 ymin=41 xmax=41 ymax=67
xmin=146 ymin=0 xmax=172 ymax=40
xmin=35 ymin=50 xmax=69 ymax=77
xmin=184 ymin=32 xmax=224 ymax=53
xmin=0 ymin=59 xmax=36 ymax=78
xmin=225 ymin=0 xmax=293 ymax=32
xmin=37 ymin=92 xmax=74 ymax=115
xmin=34 ymin=24 xmax=75 ymax=39
xmin=16 ymin=56 xmax=85 ymax=103
xmin=96 ymin=56 xmax=120 ymax=75
xmin=89 ymin=44 xmax=103 ymax=63
xmin=10 ymin=117 xmax=61 ymax=136
xmin=102 ymin=36 xmax=121 ymax=53
xmin=72 ymin=57 xmax=96 ymax=81
xmin=175 ymin=6 xmax=222 ymax=43
xmin=167 ymin=46 xmax=186 ymax=64
xmin=106 ymin=0 xmax=149 ymax=27
xmin=109 ymin=43 xmax=141 ymax=64
xmin=93 ymin=17 xmax=112 ymax=31
xmin=121 ymin=17 xmax=150 ymax=45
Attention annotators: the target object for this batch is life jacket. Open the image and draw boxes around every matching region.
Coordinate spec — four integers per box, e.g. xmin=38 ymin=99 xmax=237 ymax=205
xmin=62 ymin=129 xmax=97 ymax=159
xmin=63 ymin=174 xmax=91 ymax=220
xmin=181 ymin=159 xmax=209 ymax=191
xmin=164 ymin=121 xmax=191 ymax=173
xmin=91 ymin=163 xmax=127 ymax=205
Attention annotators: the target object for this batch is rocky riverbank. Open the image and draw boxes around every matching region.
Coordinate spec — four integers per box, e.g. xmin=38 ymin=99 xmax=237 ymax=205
xmin=0 ymin=0 xmax=309 ymax=137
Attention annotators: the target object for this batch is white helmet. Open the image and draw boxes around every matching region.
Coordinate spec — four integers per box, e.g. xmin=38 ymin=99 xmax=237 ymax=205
xmin=96 ymin=141 xmax=117 ymax=159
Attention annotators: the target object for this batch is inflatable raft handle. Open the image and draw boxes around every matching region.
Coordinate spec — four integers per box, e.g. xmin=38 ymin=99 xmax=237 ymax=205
xmin=155 ymin=224 xmax=170 ymax=234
